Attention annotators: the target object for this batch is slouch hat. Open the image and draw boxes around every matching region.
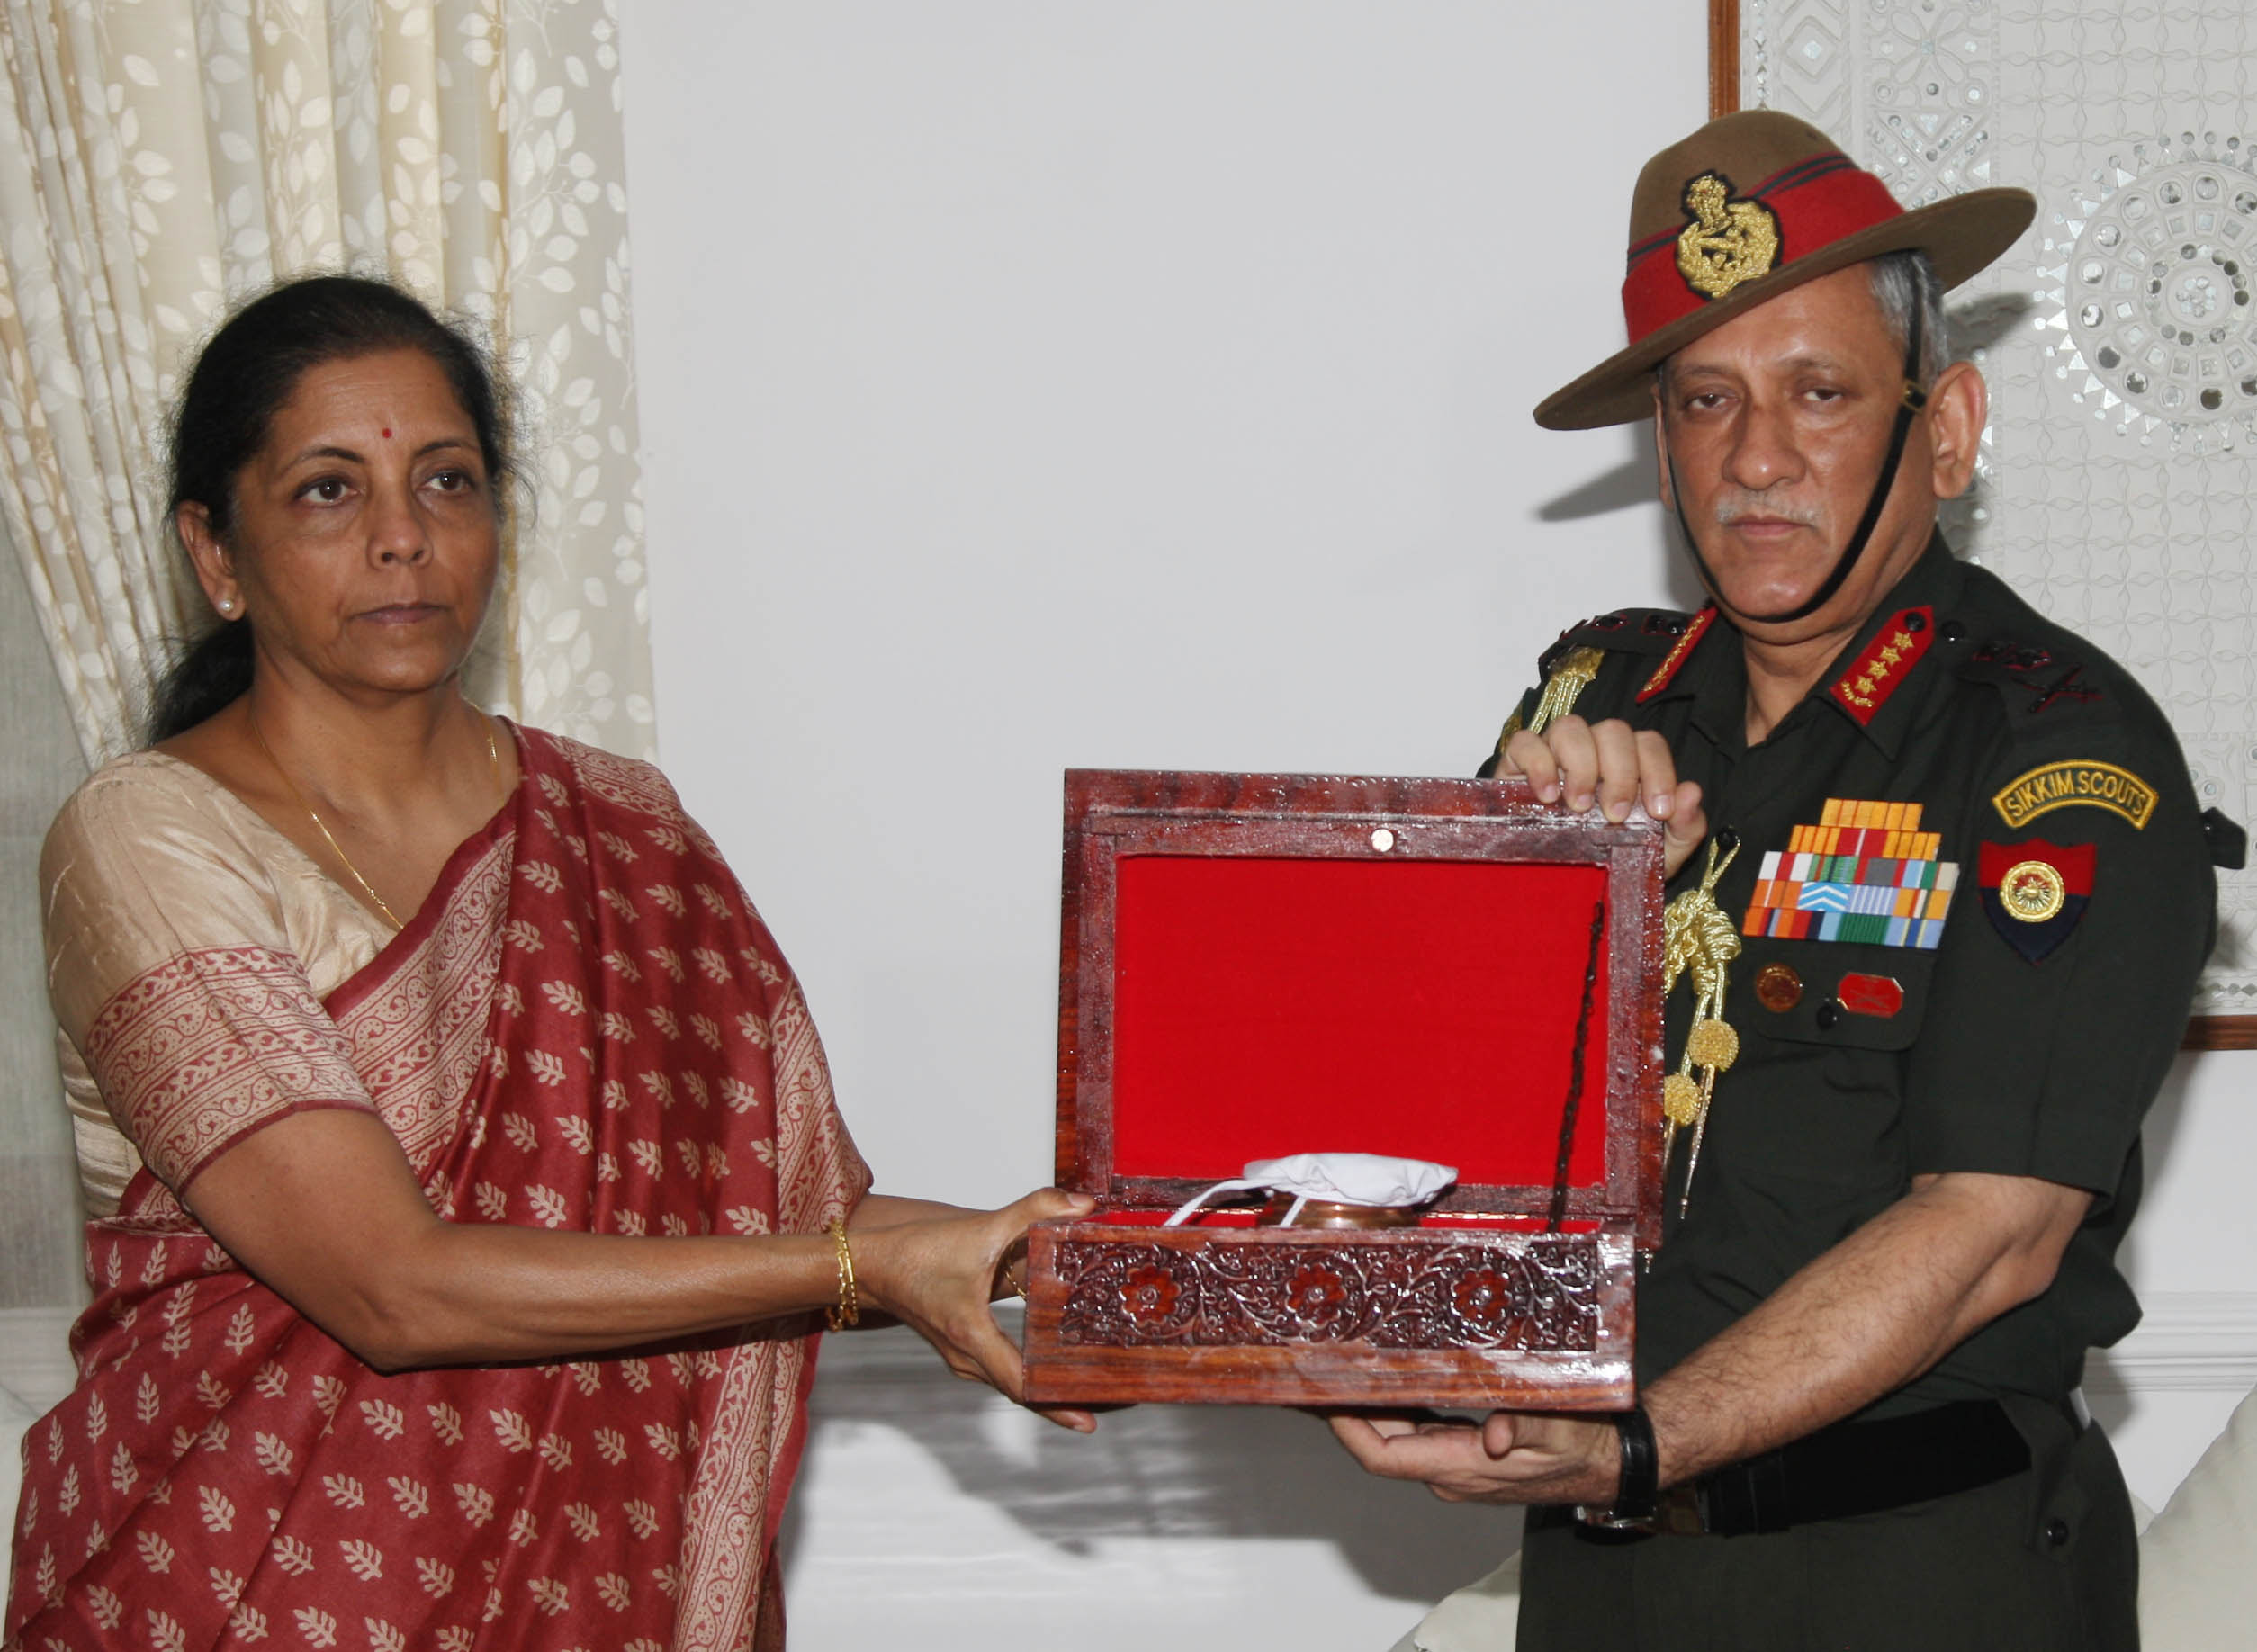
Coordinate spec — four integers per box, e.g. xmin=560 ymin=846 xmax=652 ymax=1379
xmin=1535 ymin=110 xmax=2036 ymax=429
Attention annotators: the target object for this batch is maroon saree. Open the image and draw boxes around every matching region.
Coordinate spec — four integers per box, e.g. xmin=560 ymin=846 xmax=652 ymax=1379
xmin=7 ymin=728 xmax=870 ymax=1651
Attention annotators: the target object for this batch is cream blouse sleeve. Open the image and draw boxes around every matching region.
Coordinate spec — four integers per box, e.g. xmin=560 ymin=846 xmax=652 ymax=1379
xmin=44 ymin=755 xmax=388 ymax=1201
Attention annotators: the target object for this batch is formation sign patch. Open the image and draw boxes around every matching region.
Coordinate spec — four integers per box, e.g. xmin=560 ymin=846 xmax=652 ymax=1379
xmin=1992 ymin=760 xmax=2156 ymax=830
xmin=1740 ymin=798 xmax=1956 ymax=947
xmin=1977 ymin=839 xmax=2094 ymax=962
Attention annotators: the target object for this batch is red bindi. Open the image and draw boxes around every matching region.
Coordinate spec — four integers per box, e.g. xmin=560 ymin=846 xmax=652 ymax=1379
xmin=381 ymin=427 xmax=392 ymax=439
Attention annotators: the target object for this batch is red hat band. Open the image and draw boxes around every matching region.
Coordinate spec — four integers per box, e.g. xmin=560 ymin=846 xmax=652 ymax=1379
xmin=1621 ymin=151 xmax=1906 ymax=346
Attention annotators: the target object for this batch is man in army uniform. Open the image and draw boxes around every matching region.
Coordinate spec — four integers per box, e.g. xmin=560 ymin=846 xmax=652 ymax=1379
xmin=1329 ymin=112 xmax=2220 ymax=1648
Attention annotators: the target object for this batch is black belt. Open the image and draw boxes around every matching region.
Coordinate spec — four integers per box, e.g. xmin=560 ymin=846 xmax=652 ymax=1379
xmin=1551 ymin=1398 xmax=2034 ymax=1540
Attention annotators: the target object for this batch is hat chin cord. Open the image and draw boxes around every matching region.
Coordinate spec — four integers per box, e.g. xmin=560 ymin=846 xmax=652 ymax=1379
xmin=1662 ymin=296 xmax=1928 ymax=629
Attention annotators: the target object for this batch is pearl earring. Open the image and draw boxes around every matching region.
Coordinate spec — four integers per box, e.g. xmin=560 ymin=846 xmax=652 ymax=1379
xmin=218 ymin=597 xmax=236 ymax=616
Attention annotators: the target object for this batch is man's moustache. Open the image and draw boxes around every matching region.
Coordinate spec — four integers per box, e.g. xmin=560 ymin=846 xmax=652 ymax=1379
xmin=1713 ymin=494 xmax=1821 ymax=528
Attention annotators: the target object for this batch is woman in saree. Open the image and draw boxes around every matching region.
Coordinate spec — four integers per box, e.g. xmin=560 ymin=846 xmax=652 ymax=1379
xmin=5 ymin=275 xmax=1089 ymax=1651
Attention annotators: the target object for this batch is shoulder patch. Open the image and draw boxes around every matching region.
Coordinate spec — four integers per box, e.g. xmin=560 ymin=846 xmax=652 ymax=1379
xmin=1992 ymin=760 xmax=2157 ymax=831
xmin=1830 ymin=606 xmax=1935 ymax=726
xmin=1635 ymin=606 xmax=1719 ymax=703
xmin=1977 ymin=839 xmax=2094 ymax=962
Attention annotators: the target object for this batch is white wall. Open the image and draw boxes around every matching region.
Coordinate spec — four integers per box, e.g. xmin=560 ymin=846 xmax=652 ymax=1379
xmin=617 ymin=4 xmax=2255 ymax=1645
xmin=623 ymin=0 xmax=1706 ymax=1246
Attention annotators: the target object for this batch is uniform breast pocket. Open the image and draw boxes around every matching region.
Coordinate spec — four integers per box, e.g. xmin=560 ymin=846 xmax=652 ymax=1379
xmin=1739 ymin=939 xmax=1936 ymax=1053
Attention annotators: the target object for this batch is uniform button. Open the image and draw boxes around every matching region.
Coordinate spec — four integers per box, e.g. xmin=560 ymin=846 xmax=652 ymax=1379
xmin=1941 ymin=619 xmax=1965 ymax=643
xmin=1903 ymin=611 xmax=1928 ymax=633
xmin=1814 ymin=1001 xmax=1842 ymax=1031
xmin=1713 ymin=825 xmax=1739 ymax=855
xmin=2044 ymin=1517 xmax=2071 ymax=1548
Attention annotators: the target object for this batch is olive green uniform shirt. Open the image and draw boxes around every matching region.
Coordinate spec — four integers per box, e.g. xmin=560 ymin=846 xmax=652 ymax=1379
xmin=1483 ymin=539 xmax=2215 ymax=1415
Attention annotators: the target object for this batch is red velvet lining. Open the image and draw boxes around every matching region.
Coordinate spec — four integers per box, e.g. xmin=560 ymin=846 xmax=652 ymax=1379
xmin=1077 ymin=1208 xmax=1596 ymax=1234
xmin=1111 ymin=857 xmax=1613 ymax=1190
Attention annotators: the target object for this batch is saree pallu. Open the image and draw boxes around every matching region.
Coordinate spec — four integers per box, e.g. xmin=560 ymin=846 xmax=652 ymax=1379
xmin=6 ymin=729 xmax=869 ymax=1651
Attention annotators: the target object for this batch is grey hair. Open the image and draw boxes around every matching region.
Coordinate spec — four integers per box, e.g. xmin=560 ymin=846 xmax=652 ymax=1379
xmin=1866 ymin=248 xmax=1950 ymax=387
xmin=1653 ymin=248 xmax=1953 ymax=400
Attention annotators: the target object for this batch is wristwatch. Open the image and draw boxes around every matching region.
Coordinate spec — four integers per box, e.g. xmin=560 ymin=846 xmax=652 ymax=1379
xmin=1576 ymin=1405 xmax=1660 ymax=1530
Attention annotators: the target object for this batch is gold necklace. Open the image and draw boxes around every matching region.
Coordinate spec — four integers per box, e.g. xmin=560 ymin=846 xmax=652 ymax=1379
xmin=249 ymin=711 xmax=502 ymax=932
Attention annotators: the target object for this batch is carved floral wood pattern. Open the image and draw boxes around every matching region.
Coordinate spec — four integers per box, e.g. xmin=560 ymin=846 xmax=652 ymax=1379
xmin=1052 ymin=1235 xmax=1603 ymax=1352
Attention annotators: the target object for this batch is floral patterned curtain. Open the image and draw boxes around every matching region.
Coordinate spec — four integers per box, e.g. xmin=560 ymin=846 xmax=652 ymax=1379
xmin=0 ymin=0 xmax=654 ymax=767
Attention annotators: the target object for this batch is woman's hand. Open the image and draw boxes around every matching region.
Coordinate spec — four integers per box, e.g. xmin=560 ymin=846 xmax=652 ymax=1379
xmin=1500 ymin=714 xmax=1708 ymax=879
xmin=182 ymin=1113 xmax=1093 ymax=1386
xmin=182 ymin=1109 xmax=1102 ymax=1430
xmin=848 ymin=1188 xmax=1099 ymax=1432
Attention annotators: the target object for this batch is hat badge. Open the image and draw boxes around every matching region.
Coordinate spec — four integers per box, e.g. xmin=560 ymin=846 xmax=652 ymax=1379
xmin=1675 ymin=171 xmax=1782 ymax=301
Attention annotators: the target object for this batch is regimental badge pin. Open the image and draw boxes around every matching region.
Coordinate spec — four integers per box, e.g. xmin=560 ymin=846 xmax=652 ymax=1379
xmin=1977 ymin=839 xmax=2094 ymax=962
xmin=1675 ymin=172 xmax=1782 ymax=301
xmin=1740 ymin=798 xmax=1957 ymax=948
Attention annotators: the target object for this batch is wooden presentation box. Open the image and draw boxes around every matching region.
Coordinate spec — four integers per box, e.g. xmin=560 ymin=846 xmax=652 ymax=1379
xmin=1021 ymin=770 xmax=1666 ymax=1410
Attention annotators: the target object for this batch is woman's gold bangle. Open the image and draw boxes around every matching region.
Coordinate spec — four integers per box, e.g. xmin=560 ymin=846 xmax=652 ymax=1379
xmin=824 ymin=1217 xmax=859 ymax=1331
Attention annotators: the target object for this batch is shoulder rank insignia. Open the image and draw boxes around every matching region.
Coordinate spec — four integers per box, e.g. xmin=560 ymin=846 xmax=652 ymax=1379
xmin=1964 ymin=640 xmax=2103 ymax=715
xmin=1830 ymin=606 xmax=1936 ymax=726
xmin=1675 ymin=172 xmax=1782 ymax=301
xmin=1636 ymin=606 xmax=1719 ymax=703
xmin=1992 ymin=761 xmax=2157 ymax=830
xmin=1538 ymin=608 xmax=1693 ymax=677
xmin=1740 ymin=797 xmax=1956 ymax=948
xmin=1978 ymin=839 xmax=2093 ymax=962
xmin=1540 ymin=613 xmax=1620 ymax=678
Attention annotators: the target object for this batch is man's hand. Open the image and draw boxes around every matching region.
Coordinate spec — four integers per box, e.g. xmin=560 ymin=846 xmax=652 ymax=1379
xmin=1324 ymin=1172 xmax=2092 ymax=1512
xmin=1501 ymin=714 xmax=1707 ymax=878
xmin=1324 ymin=1409 xmax=1619 ymax=1505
